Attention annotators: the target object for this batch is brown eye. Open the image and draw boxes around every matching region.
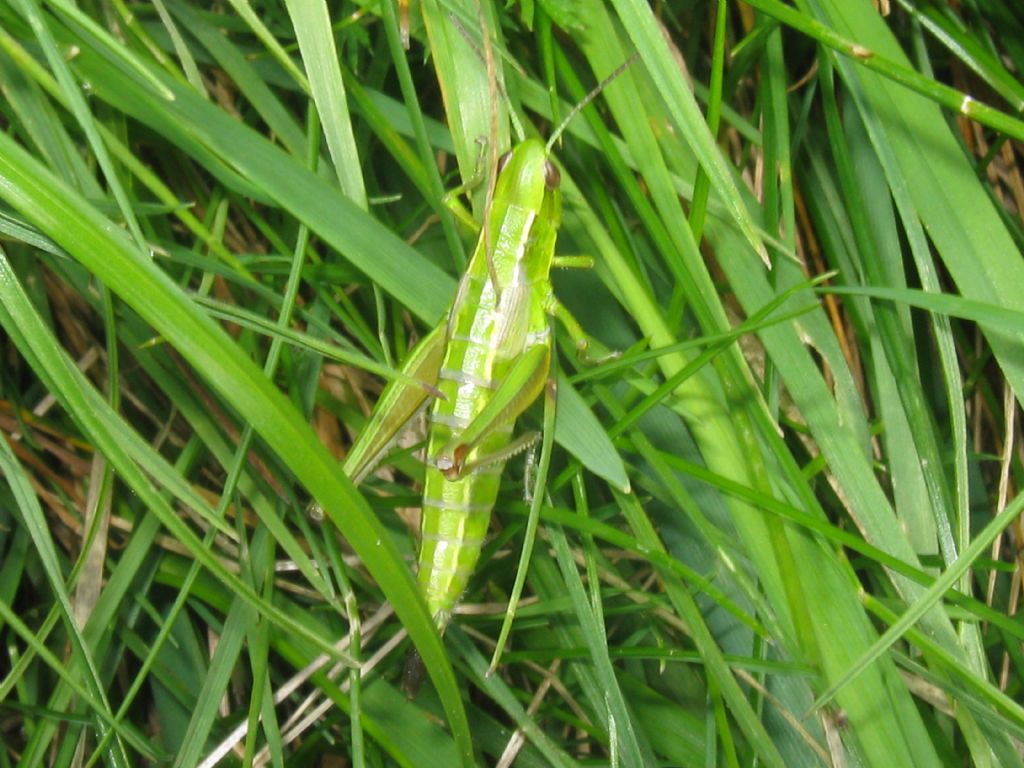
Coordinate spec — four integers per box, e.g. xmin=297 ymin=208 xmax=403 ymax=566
xmin=497 ymin=151 xmax=513 ymax=174
xmin=544 ymin=161 xmax=561 ymax=189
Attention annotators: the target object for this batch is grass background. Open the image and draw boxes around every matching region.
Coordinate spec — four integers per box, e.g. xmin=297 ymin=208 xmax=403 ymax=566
xmin=1 ymin=0 xmax=1023 ymax=765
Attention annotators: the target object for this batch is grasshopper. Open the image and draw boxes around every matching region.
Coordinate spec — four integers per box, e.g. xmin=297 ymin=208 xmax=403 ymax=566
xmin=341 ymin=49 xmax=632 ymax=651
xmin=343 ymin=136 xmax=595 ymax=628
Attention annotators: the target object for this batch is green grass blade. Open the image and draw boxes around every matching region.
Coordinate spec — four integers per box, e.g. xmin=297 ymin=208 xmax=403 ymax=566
xmin=609 ymin=0 xmax=769 ymax=265
xmin=286 ymin=0 xmax=368 ymax=207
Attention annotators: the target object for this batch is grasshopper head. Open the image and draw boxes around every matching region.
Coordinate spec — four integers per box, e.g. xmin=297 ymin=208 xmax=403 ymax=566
xmin=491 ymin=138 xmax=560 ymax=216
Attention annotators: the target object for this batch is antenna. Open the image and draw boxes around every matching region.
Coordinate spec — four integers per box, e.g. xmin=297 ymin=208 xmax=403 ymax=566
xmin=545 ymin=53 xmax=639 ymax=155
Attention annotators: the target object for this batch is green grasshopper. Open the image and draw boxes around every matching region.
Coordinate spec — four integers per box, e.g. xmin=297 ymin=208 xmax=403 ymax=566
xmin=341 ymin=54 xmax=631 ymax=655
xmin=343 ymin=136 xmax=594 ymax=625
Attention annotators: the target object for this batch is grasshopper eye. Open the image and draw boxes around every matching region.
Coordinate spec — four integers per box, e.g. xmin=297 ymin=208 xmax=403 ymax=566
xmin=497 ymin=151 xmax=513 ymax=174
xmin=544 ymin=161 xmax=561 ymax=189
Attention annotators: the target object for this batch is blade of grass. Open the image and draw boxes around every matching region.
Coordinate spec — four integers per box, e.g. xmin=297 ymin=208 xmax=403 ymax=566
xmin=286 ymin=0 xmax=368 ymax=207
xmin=609 ymin=0 xmax=769 ymax=265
